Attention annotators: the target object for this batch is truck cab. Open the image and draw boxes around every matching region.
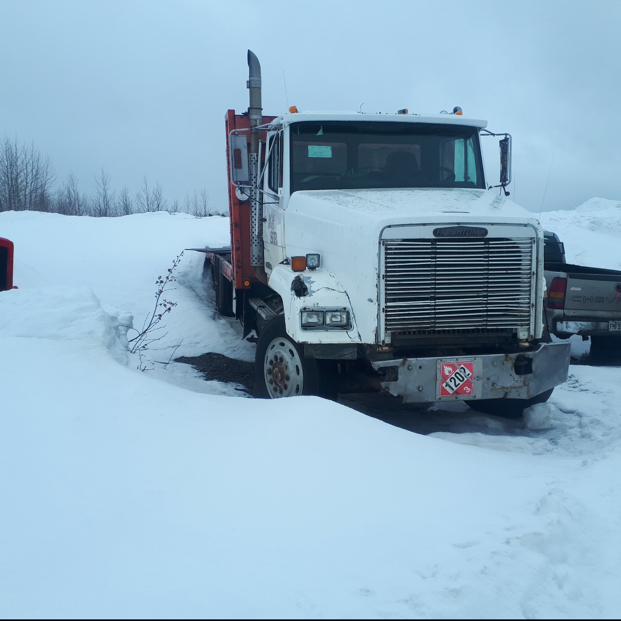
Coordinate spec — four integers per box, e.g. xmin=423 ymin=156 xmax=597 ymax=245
xmin=206 ymin=50 xmax=571 ymax=416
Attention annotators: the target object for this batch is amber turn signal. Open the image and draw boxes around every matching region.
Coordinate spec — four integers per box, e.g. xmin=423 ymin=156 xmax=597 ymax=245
xmin=291 ymin=256 xmax=306 ymax=271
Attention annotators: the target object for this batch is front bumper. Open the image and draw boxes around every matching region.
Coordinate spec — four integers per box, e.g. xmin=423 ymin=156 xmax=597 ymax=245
xmin=371 ymin=341 xmax=571 ymax=403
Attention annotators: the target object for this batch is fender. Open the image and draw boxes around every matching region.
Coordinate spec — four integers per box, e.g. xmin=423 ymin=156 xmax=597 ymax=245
xmin=267 ymin=264 xmax=363 ymax=344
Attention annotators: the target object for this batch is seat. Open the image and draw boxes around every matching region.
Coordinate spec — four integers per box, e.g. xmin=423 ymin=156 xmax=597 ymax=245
xmin=384 ymin=151 xmax=419 ymax=186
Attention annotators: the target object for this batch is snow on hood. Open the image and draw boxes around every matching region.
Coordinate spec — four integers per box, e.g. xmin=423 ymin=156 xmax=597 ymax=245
xmin=288 ymin=187 xmax=539 ymax=227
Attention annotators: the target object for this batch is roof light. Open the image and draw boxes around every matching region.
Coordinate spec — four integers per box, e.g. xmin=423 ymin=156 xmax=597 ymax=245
xmin=289 ymin=105 xmax=298 ymax=113
xmin=397 ymin=108 xmax=408 ymax=115
xmin=291 ymin=256 xmax=306 ymax=271
xmin=306 ymin=253 xmax=320 ymax=270
xmin=453 ymin=106 xmax=463 ymax=115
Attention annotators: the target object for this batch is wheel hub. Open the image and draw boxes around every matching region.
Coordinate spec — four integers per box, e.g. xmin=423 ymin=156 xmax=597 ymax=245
xmin=264 ymin=338 xmax=303 ymax=398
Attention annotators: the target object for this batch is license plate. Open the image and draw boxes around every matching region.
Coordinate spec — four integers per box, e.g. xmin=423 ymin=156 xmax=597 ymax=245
xmin=609 ymin=321 xmax=621 ymax=332
xmin=438 ymin=361 xmax=475 ymax=398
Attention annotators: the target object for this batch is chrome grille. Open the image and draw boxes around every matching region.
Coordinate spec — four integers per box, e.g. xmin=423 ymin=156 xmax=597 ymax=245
xmin=383 ymin=238 xmax=534 ymax=333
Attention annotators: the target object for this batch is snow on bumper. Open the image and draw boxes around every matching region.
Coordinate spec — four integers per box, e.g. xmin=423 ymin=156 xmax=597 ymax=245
xmin=371 ymin=341 xmax=571 ymax=403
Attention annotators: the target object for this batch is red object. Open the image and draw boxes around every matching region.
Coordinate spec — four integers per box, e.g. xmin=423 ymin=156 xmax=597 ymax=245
xmin=439 ymin=361 xmax=475 ymax=397
xmin=0 ymin=237 xmax=14 ymax=292
xmin=547 ymin=277 xmax=567 ymax=309
xmin=225 ymin=110 xmax=276 ymax=290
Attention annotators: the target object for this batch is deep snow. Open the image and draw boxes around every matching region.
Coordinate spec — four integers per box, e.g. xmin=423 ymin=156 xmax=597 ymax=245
xmin=1 ymin=201 xmax=621 ymax=619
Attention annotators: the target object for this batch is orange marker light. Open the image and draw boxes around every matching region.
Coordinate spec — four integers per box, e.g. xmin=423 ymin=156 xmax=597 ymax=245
xmin=291 ymin=256 xmax=306 ymax=272
xmin=244 ymin=280 xmax=251 ymax=287
xmin=289 ymin=106 xmax=298 ymax=113
xmin=453 ymin=106 xmax=463 ymax=115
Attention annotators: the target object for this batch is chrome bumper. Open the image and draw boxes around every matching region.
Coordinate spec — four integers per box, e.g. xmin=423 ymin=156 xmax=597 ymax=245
xmin=371 ymin=342 xmax=571 ymax=403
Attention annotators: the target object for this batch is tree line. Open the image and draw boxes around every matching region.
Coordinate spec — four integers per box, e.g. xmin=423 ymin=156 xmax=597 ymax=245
xmin=0 ymin=136 xmax=223 ymax=217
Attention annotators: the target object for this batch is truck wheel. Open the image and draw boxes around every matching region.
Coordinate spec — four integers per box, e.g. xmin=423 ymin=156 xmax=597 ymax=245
xmin=215 ymin=268 xmax=234 ymax=317
xmin=255 ymin=316 xmax=336 ymax=400
xmin=590 ymin=335 xmax=621 ymax=363
xmin=465 ymin=388 xmax=554 ymax=419
xmin=209 ymin=255 xmax=234 ymax=317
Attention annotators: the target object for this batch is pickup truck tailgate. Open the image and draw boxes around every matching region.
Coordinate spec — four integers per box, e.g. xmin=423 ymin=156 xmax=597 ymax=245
xmin=563 ymin=265 xmax=621 ymax=316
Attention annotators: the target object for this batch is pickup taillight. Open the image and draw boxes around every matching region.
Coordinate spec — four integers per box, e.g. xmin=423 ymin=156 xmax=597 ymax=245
xmin=547 ymin=277 xmax=567 ymax=309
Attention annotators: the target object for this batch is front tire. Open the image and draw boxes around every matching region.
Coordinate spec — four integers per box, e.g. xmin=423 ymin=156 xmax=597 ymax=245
xmin=255 ymin=316 xmax=336 ymax=399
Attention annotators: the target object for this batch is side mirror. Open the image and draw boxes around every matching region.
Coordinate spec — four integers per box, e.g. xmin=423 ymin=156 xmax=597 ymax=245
xmin=499 ymin=135 xmax=511 ymax=187
xmin=230 ymin=134 xmax=249 ymax=184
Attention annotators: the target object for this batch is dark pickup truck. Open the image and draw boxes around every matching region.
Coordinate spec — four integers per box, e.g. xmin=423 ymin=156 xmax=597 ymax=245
xmin=544 ymin=230 xmax=621 ymax=356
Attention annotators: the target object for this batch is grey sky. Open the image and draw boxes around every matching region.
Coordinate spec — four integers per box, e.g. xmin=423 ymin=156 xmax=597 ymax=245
xmin=2 ymin=0 xmax=620 ymax=213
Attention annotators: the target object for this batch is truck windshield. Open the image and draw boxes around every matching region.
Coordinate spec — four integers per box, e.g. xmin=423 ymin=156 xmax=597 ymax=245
xmin=290 ymin=121 xmax=485 ymax=193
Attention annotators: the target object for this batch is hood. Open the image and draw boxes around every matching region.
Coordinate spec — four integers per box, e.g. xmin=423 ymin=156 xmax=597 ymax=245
xmin=285 ymin=188 xmax=541 ymax=260
xmin=282 ymin=188 xmax=542 ymax=343
xmin=287 ymin=187 xmax=537 ymax=228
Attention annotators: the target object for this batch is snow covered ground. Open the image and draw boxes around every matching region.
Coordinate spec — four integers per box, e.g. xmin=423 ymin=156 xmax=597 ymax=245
xmin=1 ymin=201 xmax=621 ymax=619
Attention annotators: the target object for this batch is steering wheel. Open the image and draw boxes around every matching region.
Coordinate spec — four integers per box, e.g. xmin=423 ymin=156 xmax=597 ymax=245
xmin=426 ymin=167 xmax=456 ymax=183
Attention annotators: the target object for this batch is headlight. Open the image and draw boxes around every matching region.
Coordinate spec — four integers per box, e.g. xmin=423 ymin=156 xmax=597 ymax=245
xmin=301 ymin=308 xmax=350 ymax=330
xmin=301 ymin=311 xmax=324 ymax=327
xmin=325 ymin=311 xmax=349 ymax=327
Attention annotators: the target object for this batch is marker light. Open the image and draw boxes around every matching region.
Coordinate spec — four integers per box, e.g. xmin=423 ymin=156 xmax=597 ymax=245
xmin=291 ymin=256 xmax=306 ymax=272
xmin=397 ymin=108 xmax=409 ymax=115
xmin=453 ymin=106 xmax=463 ymax=115
xmin=548 ymin=277 xmax=567 ymax=309
xmin=233 ymin=149 xmax=243 ymax=169
xmin=289 ymin=106 xmax=298 ymax=113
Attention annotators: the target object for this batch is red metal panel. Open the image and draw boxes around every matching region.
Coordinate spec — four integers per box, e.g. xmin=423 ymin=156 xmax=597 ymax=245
xmin=205 ymin=251 xmax=234 ymax=283
xmin=225 ymin=110 xmax=276 ymax=290
xmin=0 ymin=237 xmax=14 ymax=291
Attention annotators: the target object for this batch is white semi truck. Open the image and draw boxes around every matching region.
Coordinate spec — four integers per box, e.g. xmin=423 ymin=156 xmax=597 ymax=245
xmin=199 ymin=50 xmax=571 ymax=417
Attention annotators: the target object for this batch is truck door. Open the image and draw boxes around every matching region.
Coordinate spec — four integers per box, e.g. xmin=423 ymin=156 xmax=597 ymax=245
xmin=263 ymin=130 xmax=286 ymax=275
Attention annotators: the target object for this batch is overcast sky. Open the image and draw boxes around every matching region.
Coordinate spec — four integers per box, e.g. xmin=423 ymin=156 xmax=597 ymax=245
xmin=2 ymin=0 xmax=621 ymax=214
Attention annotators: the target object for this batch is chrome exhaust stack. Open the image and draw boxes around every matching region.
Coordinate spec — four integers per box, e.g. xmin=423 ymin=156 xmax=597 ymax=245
xmin=247 ymin=50 xmax=264 ymax=269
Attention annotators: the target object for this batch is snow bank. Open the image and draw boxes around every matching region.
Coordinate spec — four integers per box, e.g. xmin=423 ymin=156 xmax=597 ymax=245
xmin=0 ymin=286 xmax=131 ymax=363
xmin=524 ymin=402 xmax=558 ymax=430
xmin=2 ymin=209 xmax=621 ymax=618
xmin=540 ymin=197 xmax=621 ymax=269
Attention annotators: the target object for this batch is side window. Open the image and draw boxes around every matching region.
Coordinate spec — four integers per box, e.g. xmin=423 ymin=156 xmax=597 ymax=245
xmin=452 ymin=139 xmax=465 ymax=181
xmin=442 ymin=136 xmax=478 ymax=185
xmin=268 ymin=132 xmax=283 ymax=194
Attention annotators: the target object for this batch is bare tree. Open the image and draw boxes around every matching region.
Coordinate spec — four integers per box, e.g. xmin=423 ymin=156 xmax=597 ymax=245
xmin=0 ymin=137 xmax=54 ymax=212
xmin=118 ymin=186 xmax=134 ymax=216
xmin=92 ymin=169 xmax=116 ymax=217
xmin=135 ymin=177 xmax=167 ymax=213
xmin=150 ymin=181 xmax=167 ymax=212
xmin=184 ymin=189 xmax=213 ymax=217
xmin=0 ymin=136 xmax=197 ymax=219
xmin=53 ymin=173 xmax=89 ymax=216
